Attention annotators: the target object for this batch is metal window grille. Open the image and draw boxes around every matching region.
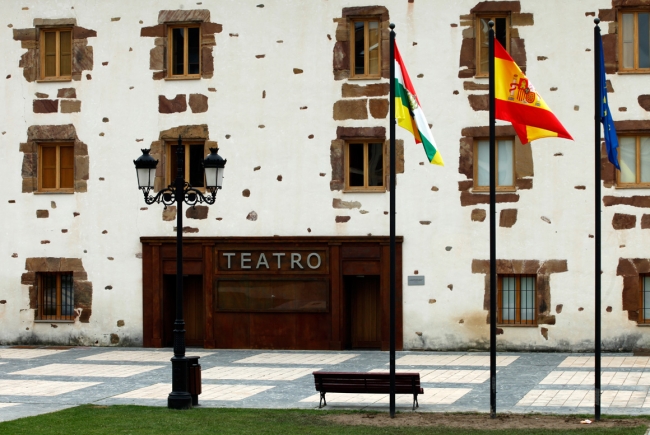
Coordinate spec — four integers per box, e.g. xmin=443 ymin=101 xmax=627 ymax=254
xmin=38 ymin=272 xmax=74 ymax=320
xmin=642 ymin=276 xmax=650 ymax=323
xmin=499 ymin=274 xmax=536 ymax=325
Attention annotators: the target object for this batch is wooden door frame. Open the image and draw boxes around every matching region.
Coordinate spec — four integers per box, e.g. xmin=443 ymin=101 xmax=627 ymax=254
xmin=140 ymin=236 xmax=403 ymax=350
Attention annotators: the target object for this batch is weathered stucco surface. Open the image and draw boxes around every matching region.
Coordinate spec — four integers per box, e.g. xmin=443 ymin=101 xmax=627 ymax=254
xmin=1 ymin=0 xmax=649 ymax=351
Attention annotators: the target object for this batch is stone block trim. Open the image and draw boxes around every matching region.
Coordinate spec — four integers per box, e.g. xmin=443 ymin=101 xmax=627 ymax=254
xmin=617 ymin=257 xmax=650 ymax=322
xmin=458 ymin=1 xmax=531 ymax=78
xmin=22 ymin=257 xmax=93 ymax=323
xmin=148 ymin=125 xmax=214 ymax=194
xmin=20 ymin=124 xmax=89 ymax=193
xmin=457 ymin=125 xmax=532 ymax=209
xmin=13 ymin=21 xmax=95 ymax=82
xmin=141 ymin=10 xmax=222 ymax=80
xmin=333 ymin=6 xmax=390 ymax=80
xmin=472 ymin=259 xmax=567 ymax=326
xmin=330 ymin=127 xmax=403 ymax=191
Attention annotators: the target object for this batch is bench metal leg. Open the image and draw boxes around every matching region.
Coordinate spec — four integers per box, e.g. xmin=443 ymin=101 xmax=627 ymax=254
xmin=412 ymin=394 xmax=419 ymax=411
xmin=319 ymin=392 xmax=327 ymax=408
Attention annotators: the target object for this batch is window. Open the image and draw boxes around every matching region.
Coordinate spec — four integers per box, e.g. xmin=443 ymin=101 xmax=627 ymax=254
xmin=476 ymin=15 xmax=509 ymax=77
xmin=473 ymin=138 xmax=515 ymax=191
xmin=640 ymin=275 xmax=650 ymax=324
xmin=350 ymin=18 xmax=381 ymax=78
xmin=498 ymin=274 xmax=536 ymax=325
xmin=618 ymin=135 xmax=650 ymax=187
xmin=37 ymin=272 xmax=74 ymax=320
xmin=40 ymin=28 xmax=72 ymax=80
xmin=38 ymin=143 xmax=74 ymax=192
xmin=166 ymin=142 xmax=206 ymax=188
xmin=620 ymin=11 xmax=650 ymax=72
xmin=168 ymin=25 xmax=201 ymax=78
xmin=345 ymin=141 xmax=384 ymax=191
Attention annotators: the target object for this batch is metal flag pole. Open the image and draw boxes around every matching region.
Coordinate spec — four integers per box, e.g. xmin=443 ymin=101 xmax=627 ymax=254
xmin=389 ymin=22 xmax=397 ymax=419
xmin=593 ymin=17 xmax=602 ymax=422
xmin=488 ymin=20 xmax=497 ymax=419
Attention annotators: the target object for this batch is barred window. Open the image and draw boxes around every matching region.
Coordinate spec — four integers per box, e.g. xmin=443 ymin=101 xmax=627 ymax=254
xmin=641 ymin=276 xmax=650 ymax=324
xmin=38 ymin=272 xmax=74 ymax=320
xmin=498 ymin=274 xmax=536 ymax=325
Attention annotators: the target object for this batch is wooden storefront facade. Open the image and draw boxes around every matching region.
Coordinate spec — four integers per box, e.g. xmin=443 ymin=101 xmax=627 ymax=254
xmin=140 ymin=236 xmax=403 ymax=350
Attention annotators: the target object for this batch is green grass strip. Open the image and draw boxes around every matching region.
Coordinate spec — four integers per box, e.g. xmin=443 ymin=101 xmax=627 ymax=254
xmin=0 ymin=406 xmax=647 ymax=435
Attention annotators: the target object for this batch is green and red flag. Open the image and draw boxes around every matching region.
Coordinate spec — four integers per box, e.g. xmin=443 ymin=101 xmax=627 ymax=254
xmin=494 ymin=39 xmax=572 ymax=144
xmin=394 ymin=41 xmax=443 ymax=166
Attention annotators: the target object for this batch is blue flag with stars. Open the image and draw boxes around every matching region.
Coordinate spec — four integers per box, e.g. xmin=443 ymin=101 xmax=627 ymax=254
xmin=599 ymin=34 xmax=620 ymax=170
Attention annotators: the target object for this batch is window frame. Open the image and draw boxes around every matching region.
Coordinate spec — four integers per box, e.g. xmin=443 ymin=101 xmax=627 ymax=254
xmin=640 ymin=275 xmax=650 ymax=324
xmin=37 ymin=142 xmax=75 ymax=193
xmin=167 ymin=24 xmax=202 ymax=79
xmin=616 ymin=135 xmax=650 ymax=188
xmin=472 ymin=137 xmax=516 ymax=192
xmin=475 ymin=14 xmax=510 ymax=78
xmin=37 ymin=272 xmax=75 ymax=321
xmin=348 ymin=17 xmax=382 ymax=79
xmin=165 ymin=141 xmax=207 ymax=189
xmin=497 ymin=274 xmax=537 ymax=326
xmin=344 ymin=140 xmax=386 ymax=192
xmin=618 ymin=10 xmax=650 ymax=73
xmin=39 ymin=27 xmax=73 ymax=81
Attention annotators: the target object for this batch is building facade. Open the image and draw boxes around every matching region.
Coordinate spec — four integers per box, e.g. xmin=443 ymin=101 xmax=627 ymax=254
xmin=1 ymin=0 xmax=649 ymax=352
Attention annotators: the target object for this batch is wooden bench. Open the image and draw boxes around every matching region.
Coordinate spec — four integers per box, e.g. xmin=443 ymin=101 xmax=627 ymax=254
xmin=312 ymin=371 xmax=423 ymax=410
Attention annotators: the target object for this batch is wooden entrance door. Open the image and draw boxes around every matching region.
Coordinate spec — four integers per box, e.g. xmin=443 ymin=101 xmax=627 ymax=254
xmin=163 ymin=275 xmax=205 ymax=347
xmin=346 ymin=275 xmax=381 ymax=349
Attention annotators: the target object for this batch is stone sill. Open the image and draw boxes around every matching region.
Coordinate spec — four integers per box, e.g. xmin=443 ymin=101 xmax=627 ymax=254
xmin=471 ymin=188 xmax=518 ymax=194
xmin=637 ymin=323 xmax=650 ymax=327
xmin=497 ymin=324 xmax=538 ymax=327
xmin=36 ymin=78 xmax=72 ymax=83
xmin=343 ymin=189 xmax=386 ymax=193
xmin=347 ymin=76 xmax=383 ymax=81
xmin=617 ymin=70 xmax=650 ymax=75
xmin=34 ymin=320 xmax=75 ymax=323
xmin=614 ymin=185 xmax=650 ymax=189
xmin=33 ymin=191 xmax=74 ymax=195
xmin=164 ymin=76 xmax=202 ymax=81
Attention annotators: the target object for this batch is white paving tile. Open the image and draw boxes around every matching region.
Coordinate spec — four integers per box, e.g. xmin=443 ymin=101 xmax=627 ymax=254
xmin=234 ymin=353 xmax=357 ymax=365
xmin=0 ymin=349 xmax=70 ymax=359
xmin=395 ymin=355 xmax=518 ymax=367
xmin=0 ymin=380 xmax=100 ymax=396
xmin=541 ymin=371 xmax=650 ymax=386
xmin=369 ymin=369 xmax=492 ymax=384
xmin=10 ymin=363 xmax=164 ymax=378
xmin=0 ymin=403 xmax=20 ymax=409
xmin=202 ymin=366 xmax=319 ymax=381
xmin=516 ymin=389 xmax=650 ymax=408
xmin=300 ymin=388 xmax=471 ymax=406
xmin=559 ymin=356 xmax=650 ymax=368
xmin=113 ymin=383 xmax=274 ymax=401
xmin=78 ymin=351 xmax=215 ymax=363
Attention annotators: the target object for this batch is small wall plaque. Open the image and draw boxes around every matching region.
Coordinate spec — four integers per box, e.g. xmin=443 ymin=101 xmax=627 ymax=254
xmin=407 ymin=276 xmax=425 ymax=286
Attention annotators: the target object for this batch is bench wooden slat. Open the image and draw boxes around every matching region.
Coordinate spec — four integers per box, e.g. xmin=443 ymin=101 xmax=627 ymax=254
xmin=312 ymin=371 xmax=423 ymax=410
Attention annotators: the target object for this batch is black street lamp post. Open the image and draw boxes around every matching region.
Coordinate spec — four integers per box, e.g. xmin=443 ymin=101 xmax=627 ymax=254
xmin=134 ymin=136 xmax=226 ymax=410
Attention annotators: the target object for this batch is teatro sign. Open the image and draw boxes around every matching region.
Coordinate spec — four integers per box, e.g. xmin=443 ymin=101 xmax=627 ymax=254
xmin=218 ymin=249 xmax=327 ymax=272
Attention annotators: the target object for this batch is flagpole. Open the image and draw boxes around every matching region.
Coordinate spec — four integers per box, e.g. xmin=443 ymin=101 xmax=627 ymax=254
xmin=389 ymin=22 xmax=397 ymax=419
xmin=593 ymin=17 xmax=602 ymax=422
xmin=488 ymin=20 xmax=497 ymax=419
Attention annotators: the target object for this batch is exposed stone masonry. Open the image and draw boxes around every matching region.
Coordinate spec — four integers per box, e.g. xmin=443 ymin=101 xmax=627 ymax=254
xmin=21 ymin=257 xmax=93 ymax=323
xmin=20 ymin=124 xmax=89 ymax=193
xmin=140 ymin=10 xmax=222 ymax=80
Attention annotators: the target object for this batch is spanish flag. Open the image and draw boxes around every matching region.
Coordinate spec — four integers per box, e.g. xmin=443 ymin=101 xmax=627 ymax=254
xmin=494 ymin=40 xmax=572 ymax=144
xmin=394 ymin=41 xmax=443 ymax=165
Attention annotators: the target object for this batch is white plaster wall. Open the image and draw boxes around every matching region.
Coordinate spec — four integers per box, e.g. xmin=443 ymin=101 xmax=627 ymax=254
xmin=0 ymin=0 xmax=647 ymax=351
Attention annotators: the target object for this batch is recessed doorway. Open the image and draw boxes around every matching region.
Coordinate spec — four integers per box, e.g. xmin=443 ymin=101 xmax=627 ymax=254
xmin=345 ymin=275 xmax=381 ymax=349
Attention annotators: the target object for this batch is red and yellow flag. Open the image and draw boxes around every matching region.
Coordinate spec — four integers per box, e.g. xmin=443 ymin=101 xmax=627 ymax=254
xmin=495 ymin=40 xmax=572 ymax=144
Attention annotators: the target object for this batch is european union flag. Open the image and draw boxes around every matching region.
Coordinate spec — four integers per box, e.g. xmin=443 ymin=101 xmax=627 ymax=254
xmin=599 ymin=35 xmax=620 ymax=170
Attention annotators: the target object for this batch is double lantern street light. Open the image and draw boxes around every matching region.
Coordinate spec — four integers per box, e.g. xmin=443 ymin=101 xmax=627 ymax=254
xmin=134 ymin=136 xmax=226 ymax=410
